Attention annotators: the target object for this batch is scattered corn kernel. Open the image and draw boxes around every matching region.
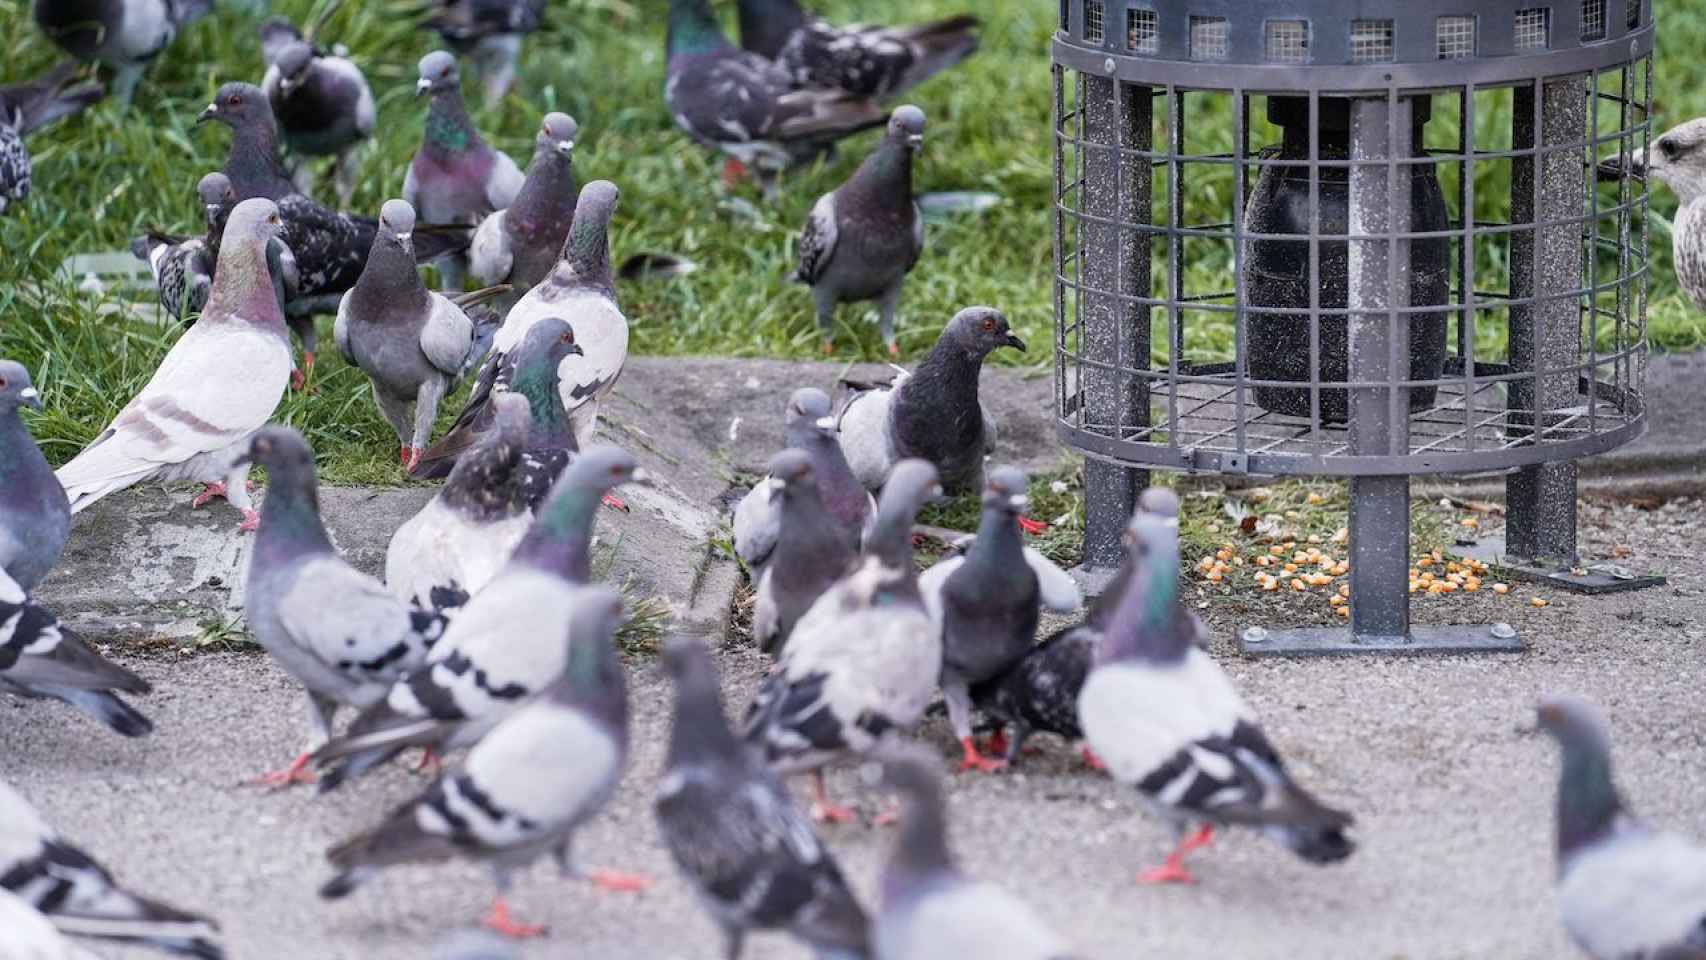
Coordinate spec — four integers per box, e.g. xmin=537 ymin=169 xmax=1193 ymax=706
xmin=1330 ymin=527 xmax=1349 ymax=544
xmin=1262 ymin=578 xmax=1279 ymax=592
xmin=1492 ymin=583 xmax=1510 ymax=594
xmin=1206 ymin=570 xmax=1223 ymax=582
xmin=1333 ymin=562 xmax=1349 ymax=575
xmin=1463 ymin=582 xmax=1480 ymax=592
xmin=1338 ymin=584 xmax=1350 ymax=597
xmin=1306 ymin=492 xmax=1325 ymax=504
xmin=1255 ymin=555 xmax=1272 ymax=567
xmin=1290 ymin=578 xmax=1306 ymax=591
xmin=1416 ymin=557 xmax=1433 ymax=568
xmin=1329 ymin=595 xmax=1345 ymax=607
xmin=1446 ymin=561 xmax=1462 ymax=573
xmin=1531 ymin=597 xmax=1549 ymax=608
xmin=1215 ymin=548 xmax=1233 ymax=562
xmin=1283 ymin=563 xmax=1298 ymax=574
xmin=1284 ymin=511 xmax=1299 ymax=520
xmin=1335 ymin=605 xmax=1350 ymax=618
xmin=1307 ymin=534 xmax=1322 ymax=544
xmin=1269 ymin=545 xmax=1286 ymax=556
xmin=1232 ymin=556 xmax=1244 ymax=566
xmin=1460 ymin=517 xmax=1479 ymax=529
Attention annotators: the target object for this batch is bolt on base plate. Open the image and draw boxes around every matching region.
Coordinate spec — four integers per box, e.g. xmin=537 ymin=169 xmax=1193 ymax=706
xmin=1237 ymin=623 xmax=1524 ymax=657
xmin=1454 ymin=535 xmax=1667 ymax=595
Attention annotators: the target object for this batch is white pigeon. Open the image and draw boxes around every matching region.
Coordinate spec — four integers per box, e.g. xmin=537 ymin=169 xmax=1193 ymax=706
xmin=55 ymin=198 xmax=292 ymax=532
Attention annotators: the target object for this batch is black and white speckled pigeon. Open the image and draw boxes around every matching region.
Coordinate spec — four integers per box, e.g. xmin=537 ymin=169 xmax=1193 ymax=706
xmin=320 ymin=583 xmax=646 ymax=939
xmin=0 ymin=569 xmax=154 ymax=737
xmin=874 ymin=748 xmax=1079 ymax=960
xmin=33 ymin=0 xmax=208 ymax=107
xmin=733 ymin=386 xmax=875 ymax=582
xmin=0 ymin=778 xmax=224 ymax=958
xmin=741 ymin=459 xmax=941 ymax=824
xmin=837 ymin=306 xmax=1025 ymax=496
xmin=0 ymin=889 xmax=102 ymax=960
xmin=56 ymin=199 xmax=292 ymax=531
xmin=0 ymin=62 xmax=102 ymax=216
xmin=259 ymin=19 xmax=376 ymax=210
xmin=0 ymin=362 xmax=69 ymax=594
xmin=313 ymin=447 xmax=648 ymax=791
xmin=918 ymin=466 xmax=1079 ymax=773
xmin=656 ymin=637 xmax=870 ymax=960
xmin=131 ymin=175 xmax=226 ymax=323
xmin=419 ymin=0 xmax=547 ymax=110
xmin=1537 ymin=695 xmax=1706 ymax=960
xmin=665 ymin=0 xmax=887 ymax=198
xmin=1077 ymin=498 xmax=1353 ymax=884
xmin=387 ymin=325 xmax=581 ymax=611
xmin=738 ymin=0 xmax=979 ymax=100
xmin=796 ymin=106 xmax=924 ymax=355
xmin=335 ymin=199 xmax=505 ymax=471
xmin=407 ymin=50 xmax=524 ymax=290
xmin=469 ymin=112 xmax=577 ymax=309
xmin=749 ymin=450 xmax=858 ymax=659
xmin=239 ymin=426 xmax=450 ymax=788
xmin=1604 ymin=118 xmax=1706 ymax=313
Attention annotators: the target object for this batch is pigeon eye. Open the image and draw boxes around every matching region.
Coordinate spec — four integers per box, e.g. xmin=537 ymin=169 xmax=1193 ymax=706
xmin=440 ymin=68 xmax=451 ymax=78
xmin=230 ymin=94 xmax=243 ymax=106
xmin=1661 ymin=138 xmax=1681 ymax=160
xmin=981 ymin=318 xmax=996 ymax=332
xmin=0 ymin=377 xmax=8 ymax=388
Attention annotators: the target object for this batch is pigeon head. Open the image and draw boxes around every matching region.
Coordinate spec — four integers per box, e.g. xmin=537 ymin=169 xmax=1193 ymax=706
xmin=888 ymin=104 xmax=926 ymax=151
xmin=1099 ymin=508 xmax=1184 ymax=664
xmin=275 ymin=42 xmax=316 ymax=93
xmin=241 ymin=425 xmax=314 ymax=474
xmin=537 ymin=112 xmax=578 ymax=159
xmin=518 ymin=445 xmax=653 ymax=574
xmin=515 ymin=316 xmax=585 ymax=376
xmin=868 ymin=459 xmax=941 ymax=567
xmin=877 ymin=744 xmax=956 ymax=880
xmin=943 ymin=306 xmax=1025 ymax=358
xmin=550 ymin=180 xmax=619 ymax=294
xmin=557 ymin=583 xmax=627 ymax=716
xmin=982 ymin=465 xmax=1029 ymax=517
xmin=378 ymin=199 xmax=417 ymax=254
xmin=197 ymin=171 xmax=234 ymax=227
xmin=0 ymin=360 xmax=42 ymax=413
xmin=1537 ymin=695 xmax=1627 ymax=860
xmin=1126 ymin=486 xmax=1181 ymax=545
xmin=661 ymin=634 xmax=714 ymax=686
xmin=783 ymin=387 xmax=837 ymax=439
xmin=227 ymin=197 xmax=285 ymax=245
xmin=566 ymin=583 xmax=626 ymax=656
xmin=417 ymin=51 xmax=461 ymax=98
xmin=198 ymin=82 xmax=270 ymax=129
xmin=1634 ymin=117 xmax=1706 ymax=204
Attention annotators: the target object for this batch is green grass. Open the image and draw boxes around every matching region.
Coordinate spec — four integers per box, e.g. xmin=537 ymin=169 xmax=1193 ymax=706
xmin=2 ymin=0 xmax=1704 ymax=486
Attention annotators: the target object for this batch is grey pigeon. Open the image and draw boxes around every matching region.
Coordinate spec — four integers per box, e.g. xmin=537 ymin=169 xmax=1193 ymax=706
xmin=0 ymin=889 xmax=102 ymax=960
xmin=1538 ymin=695 xmax=1706 ymax=959
xmin=0 ymin=361 xmax=70 ymax=594
xmin=0 ymin=62 xmax=103 ymax=215
xmin=917 ymin=466 xmax=1079 ymax=773
xmin=732 ymin=386 xmax=876 ymax=581
xmin=738 ymin=0 xmax=979 ymax=100
xmin=836 ymin=306 xmax=1025 ymax=495
xmin=0 ymin=778 xmax=224 ymax=958
xmin=795 ymin=105 xmax=925 ymax=355
xmin=406 ymin=50 xmax=525 ymax=290
xmin=656 ymin=637 xmax=870 ymax=960
xmin=334 ymin=198 xmax=505 ymax=471
xmin=420 ymin=0 xmax=547 ymax=109
xmin=319 ymin=584 xmax=644 ymax=938
xmin=197 ymin=82 xmax=299 ymax=203
xmin=741 ymin=459 xmax=942 ymax=823
xmin=239 ymin=426 xmax=449 ymax=787
xmin=312 ymin=447 xmax=648 ymax=791
xmin=469 ymin=112 xmax=578 ymax=309
xmin=1603 ymin=118 xmax=1706 ymax=312
xmin=56 ymin=198 xmax=292 ymax=531
xmin=259 ymin=19 xmax=377 ymax=209
xmin=0 ymin=569 xmax=154 ymax=737
xmin=748 ymin=449 xmax=857 ymax=658
xmin=33 ymin=0 xmax=209 ymax=107
xmin=873 ymin=747 xmax=1079 ymax=960
xmin=665 ymin=0 xmax=887 ymax=198
xmin=1077 ymin=494 xmax=1353 ymax=883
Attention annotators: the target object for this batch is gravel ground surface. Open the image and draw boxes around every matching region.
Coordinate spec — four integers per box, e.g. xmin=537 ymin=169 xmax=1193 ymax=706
xmin=6 ymin=496 xmax=1705 ymax=960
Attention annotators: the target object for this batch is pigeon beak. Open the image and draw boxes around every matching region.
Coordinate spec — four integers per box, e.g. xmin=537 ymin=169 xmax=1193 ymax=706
xmin=1596 ymin=151 xmax=1645 ymax=182
xmin=629 ymin=467 xmax=655 ymax=487
xmin=234 ymin=450 xmax=253 ymax=467
xmin=568 ymin=342 xmax=585 ymax=356
xmin=555 ymin=140 xmax=575 ymax=157
xmin=394 ymin=231 xmax=412 ymax=244
xmin=814 ymin=415 xmax=838 ymax=432
xmin=1003 ymin=332 xmax=1027 ymax=352
xmin=906 ymin=133 xmax=924 ymax=150
xmin=415 ymin=78 xmax=433 ymax=97
xmin=18 ymin=387 xmax=41 ymax=410
xmin=930 ymin=483 xmax=945 ymax=499
xmin=1008 ymin=493 xmax=1030 ymax=511
xmin=195 ymin=103 xmax=217 ymax=125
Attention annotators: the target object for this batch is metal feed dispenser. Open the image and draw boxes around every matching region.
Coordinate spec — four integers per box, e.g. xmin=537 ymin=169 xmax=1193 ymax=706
xmin=1051 ymin=0 xmax=1657 ymax=654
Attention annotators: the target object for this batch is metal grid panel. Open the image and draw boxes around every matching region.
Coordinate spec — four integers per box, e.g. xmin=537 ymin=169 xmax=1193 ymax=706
xmin=1582 ymin=0 xmax=1606 ymax=39
xmin=1083 ymin=0 xmax=1104 ymax=43
xmin=1128 ymin=8 xmax=1158 ymax=53
xmin=1515 ymin=8 xmax=1551 ymax=50
xmin=1627 ymin=0 xmax=1641 ymax=28
xmin=1190 ymin=16 xmax=1230 ymax=61
xmin=1350 ymin=20 xmax=1396 ymax=64
xmin=1265 ymin=20 xmax=1311 ymax=64
xmin=1436 ymin=15 xmax=1476 ymax=59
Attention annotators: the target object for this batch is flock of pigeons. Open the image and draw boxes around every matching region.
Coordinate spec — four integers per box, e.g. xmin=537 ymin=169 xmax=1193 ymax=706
xmin=2 ymin=1 xmax=1705 ymax=958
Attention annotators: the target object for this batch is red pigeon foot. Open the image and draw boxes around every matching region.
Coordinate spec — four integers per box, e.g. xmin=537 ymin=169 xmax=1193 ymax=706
xmin=872 ymin=804 xmax=902 ymax=827
xmin=1134 ymin=852 xmax=1196 ymax=886
xmin=237 ymin=509 xmax=261 ymax=535
xmin=1179 ymin=824 xmax=1215 ymax=853
xmin=289 ymin=367 xmax=305 ymax=392
xmin=588 ymin=870 xmax=651 ymax=893
xmin=721 ymin=158 xmax=748 ymax=188
xmin=820 ymin=340 xmax=836 ymax=355
xmin=887 ymin=342 xmax=901 ymax=357
xmin=984 ymin=729 xmax=1010 ymax=757
xmin=810 ymin=772 xmax=856 ymax=825
xmin=190 ymin=482 xmax=227 ymax=509
xmin=247 ymin=752 xmax=316 ymax=789
xmin=411 ymin=748 xmax=442 ymax=776
xmin=601 ymin=493 xmax=628 ymax=513
xmin=1080 ymin=747 xmax=1106 ymax=772
xmin=957 ymin=736 xmax=1006 ymax=774
xmin=481 ymin=899 xmax=545 ymax=939
xmin=1018 ymin=516 xmax=1048 ymax=535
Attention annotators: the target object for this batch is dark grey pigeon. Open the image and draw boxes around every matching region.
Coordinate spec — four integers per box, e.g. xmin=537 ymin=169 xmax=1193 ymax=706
xmin=656 ymin=637 xmax=870 ymax=960
xmin=197 ymin=82 xmax=299 ymax=203
xmin=738 ymin=0 xmax=979 ymax=99
xmin=795 ymin=106 xmax=925 ymax=355
xmin=0 ymin=62 xmax=102 ymax=216
xmin=335 ymin=199 xmax=506 ymax=471
xmin=665 ymin=0 xmax=887 ymax=199
xmin=33 ymin=0 xmax=208 ymax=107
xmin=1078 ymin=493 xmax=1353 ymax=884
xmin=874 ymin=747 xmax=1080 ymax=959
xmin=239 ymin=426 xmax=450 ymax=788
xmin=837 ymin=306 xmax=1025 ymax=495
xmin=732 ymin=386 xmax=875 ymax=580
xmin=406 ymin=50 xmax=524 ymax=291
xmin=748 ymin=449 xmax=858 ymax=658
xmin=420 ymin=0 xmax=547 ymax=109
xmin=469 ymin=112 xmax=578 ymax=310
xmin=917 ymin=466 xmax=1078 ymax=773
xmin=312 ymin=447 xmax=649 ymax=791
xmin=0 ymin=779 xmax=224 ymax=958
xmin=260 ymin=19 xmax=377 ymax=210
xmin=0 ymin=361 xmax=69 ymax=594
xmin=320 ymin=584 xmax=645 ymax=939
xmin=1537 ymin=695 xmax=1706 ymax=960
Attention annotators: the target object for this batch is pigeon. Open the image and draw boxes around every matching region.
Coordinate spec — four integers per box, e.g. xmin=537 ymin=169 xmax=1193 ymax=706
xmin=479 ymin=180 xmax=626 ymax=454
xmin=918 ymin=466 xmax=1079 ymax=773
xmin=732 ymin=386 xmax=876 ymax=581
xmin=1537 ymin=695 xmax=1706 ymax=960
xmin=406 ymin=50 xmax=525 ymax=290
xmin=56 ymin=198 xmax=292 ymax=531
xmin=197 ymin=82 xmax=299 ymax=203
xmin=748 ymin=450 xmax=857 ymax=659
xmin=319 ymin=583 xmax=644 ymax=939
xmin=0 ymin=62 xmax=103 ymax=216
xmin=873 ymin=747 xmax=1080 ymax=960
xmin=311 ymin=447 xmax=648 ymax=791
xmin=836 ymin=306 xmax=1026 ymax=496
xmin=0 ymin=362 xmax=70 ymax=594
xmin=741 ymin=459 xmax=942 ymax=823
xmin=239 ymin=426 xmax=450 ymax=787
xmin=738 ymin=0 xmax=980 ymax=100
xmin=419 ymin=0 xmax=547 ymax=109
xmin=131 ymin=173 xmax=228 ymax=323
xmin=0 ymin=888 xmax=102 ymax=960
xmin=334 ymin=199 xmax=505 ymax=471
xmin=795 ymin=105 xmax=925 ymax=355
xmin=1601 ymin=118 xmax=1706 ymax=312
xmin=0 ymin=571 xmax=154 ymax=737
xmin=656 ymin=636 xmax=870 ymax=960
xmin=1076 ymin=493 xmax=1353 ymax=884
xmin=469 ymin=112 xmax=578 ymax=309
xmin=431 ymin=929 xmax=519 ymax=960
xmin=259 ymin=19 xmax=377 ymax=209
xmin=32 ymin=0 xmax=209 ymax=107
xmin=0 ymin=778 xmax=224 ymax=958
xmin=665 ymin=0 xmax=887 ymax=197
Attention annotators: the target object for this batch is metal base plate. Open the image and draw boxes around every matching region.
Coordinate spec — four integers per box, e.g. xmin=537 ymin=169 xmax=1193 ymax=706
xmin=1455 ymin=535 xmax=1667 ymax=595
xmin=1238 ymin=624 xmax=1525 ymax=657
xmin=1067 ymin=564 xmax=1124 ymax=604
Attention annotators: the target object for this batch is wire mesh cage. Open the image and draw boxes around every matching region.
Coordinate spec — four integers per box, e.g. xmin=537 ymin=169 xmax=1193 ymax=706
xmin=1051 ymin=0 xmax=1657 ymax=652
